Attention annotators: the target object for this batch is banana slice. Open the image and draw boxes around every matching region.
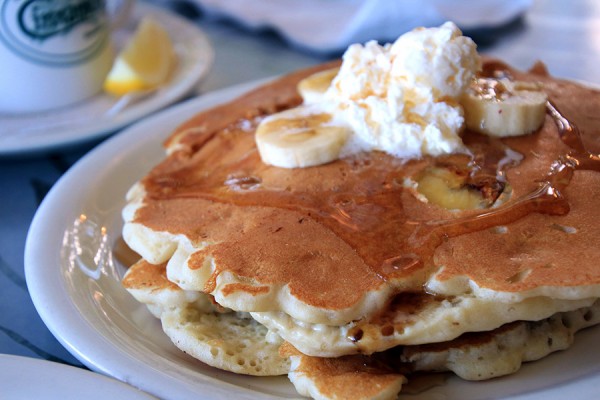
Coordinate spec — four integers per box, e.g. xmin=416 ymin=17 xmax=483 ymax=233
xmin=414 ymin=166 xmax=508 ymax=210
xmin=416 ymin=167 xmax=486 ymax=210
xmin=461 ymin=78 xmax=547 ymax=137
xmin=297 ymin=68 xmax=339 ymax=104
xmin=255 ymin=105 xmax=350 ymax=168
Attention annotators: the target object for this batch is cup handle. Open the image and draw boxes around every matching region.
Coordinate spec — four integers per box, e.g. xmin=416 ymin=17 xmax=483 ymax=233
xmin=106 ymin=0 xmax=136 ymax=31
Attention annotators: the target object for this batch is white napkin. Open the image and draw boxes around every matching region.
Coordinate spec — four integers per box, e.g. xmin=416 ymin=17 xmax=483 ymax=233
xmin=186 ymin=0 xmax=532 ymax=53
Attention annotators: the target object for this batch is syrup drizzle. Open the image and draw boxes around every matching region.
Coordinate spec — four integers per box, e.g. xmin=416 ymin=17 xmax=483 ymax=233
xmin=139 ymin=64 xmax=600 ymax=346
xmin=347 ymin=99 xmax=600 ymax=346
xmin=409 ymin=101 xmax=600 ymax=254
xmin=147 ymin=99 xmax=594 ymax=281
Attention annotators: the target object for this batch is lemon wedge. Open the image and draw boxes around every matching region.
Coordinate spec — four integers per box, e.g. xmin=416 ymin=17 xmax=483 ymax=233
xmin=104 ymin=17 xmax=176 ymax=96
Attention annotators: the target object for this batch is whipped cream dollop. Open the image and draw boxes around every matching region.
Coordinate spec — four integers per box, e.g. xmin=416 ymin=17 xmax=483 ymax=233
xmin=324 ymin=21 xmax=480 ymax=159
xmin=255 ymin=22 xmax=483 ymax=169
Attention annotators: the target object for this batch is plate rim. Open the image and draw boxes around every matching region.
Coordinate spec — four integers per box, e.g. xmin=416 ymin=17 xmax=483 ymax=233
xmin=0 ymin=354 xmax=158 ymax=399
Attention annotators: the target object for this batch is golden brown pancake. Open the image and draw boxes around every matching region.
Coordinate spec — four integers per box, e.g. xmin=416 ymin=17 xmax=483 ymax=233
xmin=125 ymin=59 xmax=600 ymax=317
xmin=281 ymin=342 xmax=406 ymax=400
xmin=120 ymin=57 xmax=600 ymax=398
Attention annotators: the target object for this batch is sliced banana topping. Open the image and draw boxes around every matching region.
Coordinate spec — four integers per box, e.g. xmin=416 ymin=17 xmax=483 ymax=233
xmin=461 ymin=78 xmax=547 ymax=137
xmin=416 ymin=167 xmax=487 ymax=210
xmin=297 ymin=68 xmax=339 ymax=104
xmin=415 ymin=166 xmax=508 ymax=210
xmin=257 ymin=73 xmax=548 ymax=170
xmin=255 ymin=105 xmax=350 ymax=168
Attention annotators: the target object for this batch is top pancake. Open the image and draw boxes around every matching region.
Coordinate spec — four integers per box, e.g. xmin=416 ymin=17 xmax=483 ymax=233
xmin=123 ymin=59 xmax=600 ymax=326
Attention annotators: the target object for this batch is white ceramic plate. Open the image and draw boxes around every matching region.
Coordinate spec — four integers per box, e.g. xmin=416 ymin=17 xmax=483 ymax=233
xmin=25 ymin=81 xmax=600 ymax=400
xmin=0 ymin=354 xmax=156 ymax=400
xmin=0 ymin=2 xmax=213 ymax=156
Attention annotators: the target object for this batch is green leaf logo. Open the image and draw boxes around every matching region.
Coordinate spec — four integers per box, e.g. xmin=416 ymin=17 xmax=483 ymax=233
xmin=0 ymin=0 xmax=109 ymax=65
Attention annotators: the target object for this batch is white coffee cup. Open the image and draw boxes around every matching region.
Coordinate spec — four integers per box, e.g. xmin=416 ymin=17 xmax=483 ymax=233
xmin=0 ymin=0 xmax=134 ymax=113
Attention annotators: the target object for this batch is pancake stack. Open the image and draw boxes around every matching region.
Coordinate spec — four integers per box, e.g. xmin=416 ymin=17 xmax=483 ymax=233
xmin=120 ymin=47 xmax=600 ymax=398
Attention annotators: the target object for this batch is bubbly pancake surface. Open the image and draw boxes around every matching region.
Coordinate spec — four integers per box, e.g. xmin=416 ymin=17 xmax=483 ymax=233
xmin=123 ymin=260 xmax=290 ymax=376
xmin=401 ymin=299 xmax=600 ymax=380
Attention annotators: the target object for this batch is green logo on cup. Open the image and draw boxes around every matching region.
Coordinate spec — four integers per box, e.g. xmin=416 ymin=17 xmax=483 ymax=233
xmin=0 ymin=0 xmax=109 ymax=66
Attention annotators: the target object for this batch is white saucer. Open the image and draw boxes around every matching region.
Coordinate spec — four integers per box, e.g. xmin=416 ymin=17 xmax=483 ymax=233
xmin=0 ymin=354 xmax=157 ymax=400
xmin=25 ymin=80 xmax=600 ymax=400
xmin=0 ymin=2 xmax=213 ymax=156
